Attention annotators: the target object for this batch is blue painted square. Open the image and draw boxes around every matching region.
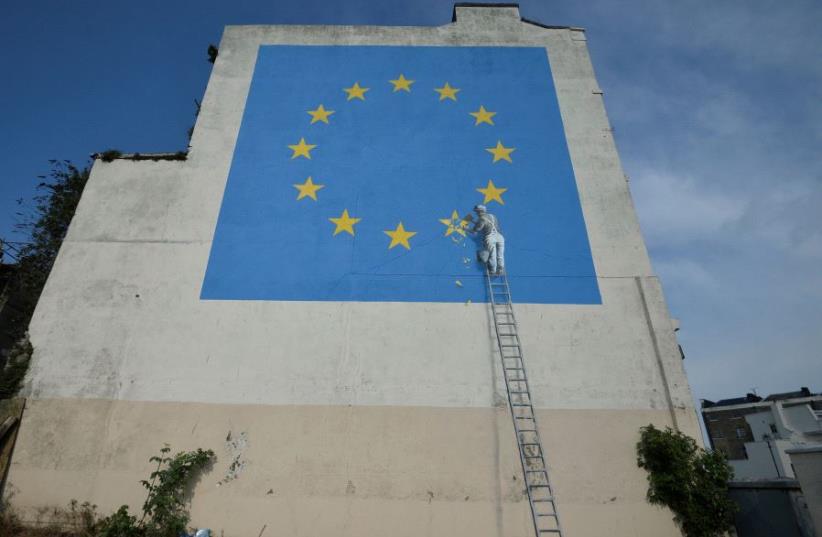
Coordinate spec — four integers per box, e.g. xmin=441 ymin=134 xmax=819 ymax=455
xmin=201 ymin=46 xmax=601 ymax=304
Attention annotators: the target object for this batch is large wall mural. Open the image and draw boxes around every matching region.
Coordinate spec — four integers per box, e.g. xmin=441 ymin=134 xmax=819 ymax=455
xmin=201 ymin=46 xmax=600 ymax=304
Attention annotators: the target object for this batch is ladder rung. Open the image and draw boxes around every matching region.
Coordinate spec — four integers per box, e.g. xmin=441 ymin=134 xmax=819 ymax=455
xmin=538 ymin=530 xmax=561 ymax=534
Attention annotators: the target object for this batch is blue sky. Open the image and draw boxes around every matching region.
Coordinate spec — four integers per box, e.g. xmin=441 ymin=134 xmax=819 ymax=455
xmin=1 ymin=0 xmax=820 ymax=406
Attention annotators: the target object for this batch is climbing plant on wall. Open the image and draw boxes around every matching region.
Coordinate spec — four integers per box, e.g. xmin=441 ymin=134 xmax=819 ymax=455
xmin=636 ymin=424 xmax=737 ymax=537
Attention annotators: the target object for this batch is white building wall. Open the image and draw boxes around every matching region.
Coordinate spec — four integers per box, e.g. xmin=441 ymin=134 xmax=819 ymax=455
xmin=784 ymin=404 xmax=822 ymax=435
xmin=747 ymin=410 xmax=777 ymax=442
xmin=8 ymin=6 xmax=699 ymax=537
xmin=732 ymin=442 xmax=784 ymax=480
xmin=788 ymin=447 xmax=822 ymax=533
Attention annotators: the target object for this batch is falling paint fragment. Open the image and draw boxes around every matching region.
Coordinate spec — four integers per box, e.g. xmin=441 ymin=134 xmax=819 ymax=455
xmin=455 ymin=280 xmax=463 ymax=287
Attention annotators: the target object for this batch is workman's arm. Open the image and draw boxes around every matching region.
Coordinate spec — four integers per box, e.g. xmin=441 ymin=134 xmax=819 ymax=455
xmin=462 ymin=213 xmax=478 ymax=234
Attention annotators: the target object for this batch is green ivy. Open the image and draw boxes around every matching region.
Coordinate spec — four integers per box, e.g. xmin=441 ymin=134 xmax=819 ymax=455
xmin=637 ymin=424 xmax=736 ymax=537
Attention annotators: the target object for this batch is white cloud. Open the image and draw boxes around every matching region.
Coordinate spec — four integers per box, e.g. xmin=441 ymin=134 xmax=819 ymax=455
xmin=654 ymin=258 xmax=719 ymax=291
xmin=630 ymin=166 xmax=746 ymax=244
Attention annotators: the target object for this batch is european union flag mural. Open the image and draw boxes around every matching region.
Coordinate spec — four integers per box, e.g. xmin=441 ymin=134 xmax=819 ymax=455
xmin=201 ymin=46 xmax=601 ymax=304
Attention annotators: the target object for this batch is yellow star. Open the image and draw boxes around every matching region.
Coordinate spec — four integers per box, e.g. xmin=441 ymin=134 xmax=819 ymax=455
xmin=329 ymin=209 xmax=361 ymax=236
xmin=384 ymin=222 xmax=417 ymax=250
xmin=288 ymin=137 xmax=316 ymax=159
xmin=343 ymin=82 xmax=369 ymax=101
xmin=307 ymin=104 xmax=334 ymax=124
xmin=434 ymin=82 xmax=460 ymax=101
xmin=389 ymin=74 xmax=414 ymax=92
xmin=470 ymin=105 xmax=496 ymax=126
xmin=477 ymin=180 xmax=508 ymax=205
xmin=438 ymin=210 xmax=468 ymax=237
xmin=293 ymin=176 xmax=325 ymax=201
xmin=485 ymin=140 xmax=515 ymax=163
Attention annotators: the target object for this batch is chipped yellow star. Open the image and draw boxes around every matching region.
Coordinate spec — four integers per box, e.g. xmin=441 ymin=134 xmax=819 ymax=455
xmin=288 ymin=137 xmax=316 ymax=159
xmin=329 ymin=209 xmax=361 ymax=236
xmin=293 ymin=176 xmax=325 ymax=201
xmin=477 ymin=180 xmax=508 ymax=205
xmin=486 ymin=140 xmax=515 ymax=163
xmin=384 ymin=222 xmax=417 ymax=250
xmin=307 ymin=104 xmax=334 ymax=124
xmin=434 ymin=82 xmax=460 ymax=101
xmin=439 ymin=210 xmax=469 ymax=237
xmin=389 ymin=74 xmax=414 ymax=92
xmin=470 ymin=105 xmax=496 ymax=126
xmin=343 ymin=82 xmax=369 ymax=101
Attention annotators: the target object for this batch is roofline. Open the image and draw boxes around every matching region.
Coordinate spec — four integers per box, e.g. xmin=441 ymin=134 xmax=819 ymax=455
xmin=452 ymin=2 xmax=520 ymax=22
xmin=702 ymin=395 xmax=822 ymax=413
xmin=786 ymin=446 xmax=822 ymax=454
xmin=91 ymin=151 xmax=188 ymax=163
xmin=451 ymin=3 xmax=582 ymax=31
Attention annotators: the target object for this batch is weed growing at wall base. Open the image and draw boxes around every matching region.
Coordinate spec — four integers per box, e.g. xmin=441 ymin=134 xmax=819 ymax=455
xmin=1 ymin=446 xmax=215 ymax=537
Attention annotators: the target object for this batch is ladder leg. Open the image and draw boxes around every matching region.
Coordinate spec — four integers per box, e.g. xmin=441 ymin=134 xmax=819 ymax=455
xmin=486 ymin=269 xmax=564 ymax=537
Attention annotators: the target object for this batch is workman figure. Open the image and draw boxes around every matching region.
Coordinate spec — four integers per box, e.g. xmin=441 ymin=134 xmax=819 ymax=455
xmin=470 ymin=204 xmax=505 ymax=275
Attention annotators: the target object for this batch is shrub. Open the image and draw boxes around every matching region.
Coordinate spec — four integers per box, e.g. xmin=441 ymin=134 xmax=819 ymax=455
xmin=637 ymin=424 xmax=736 ymax=537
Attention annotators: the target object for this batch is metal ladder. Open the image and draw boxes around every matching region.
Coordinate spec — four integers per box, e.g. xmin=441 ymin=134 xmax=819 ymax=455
xmin=486 ymin=270 xmax=564 ymax=537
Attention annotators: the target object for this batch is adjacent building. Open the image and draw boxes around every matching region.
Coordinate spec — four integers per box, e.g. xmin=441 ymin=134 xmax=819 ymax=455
xmin=702 ymin=388 xmax=822 ymax=480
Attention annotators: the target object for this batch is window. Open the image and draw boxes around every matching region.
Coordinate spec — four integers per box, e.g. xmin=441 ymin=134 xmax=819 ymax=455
xmin=712 ymin=429 xmax=725 ymax=439
xmin=769 ymin=423 xmax=778 ymax=434
xmin=735 ymin=427 xmax=747 ymax=439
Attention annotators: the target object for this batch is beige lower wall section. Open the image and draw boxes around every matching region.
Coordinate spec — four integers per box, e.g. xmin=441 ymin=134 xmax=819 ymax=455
xmin=7 ymin=399 xmax=695 ymax=536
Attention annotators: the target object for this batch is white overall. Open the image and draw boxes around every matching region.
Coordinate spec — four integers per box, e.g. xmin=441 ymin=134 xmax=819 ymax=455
xmin=476 ymin=214 xmax=505 ymax=273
